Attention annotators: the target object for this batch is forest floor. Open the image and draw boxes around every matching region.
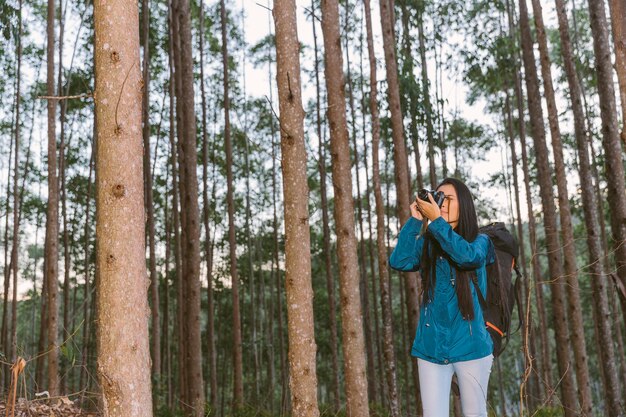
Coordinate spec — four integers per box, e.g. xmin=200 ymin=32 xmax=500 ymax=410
xmin=0 ymin=398 xmax=100 ymax=416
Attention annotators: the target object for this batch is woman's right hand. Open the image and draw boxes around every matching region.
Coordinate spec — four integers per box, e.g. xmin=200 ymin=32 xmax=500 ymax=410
xmin=410 ymin=200 xmax=424 ymax=221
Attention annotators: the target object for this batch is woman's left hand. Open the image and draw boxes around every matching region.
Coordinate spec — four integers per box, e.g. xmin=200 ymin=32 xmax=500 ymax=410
xmin=416 ymin=193 xmax=442 ymax=222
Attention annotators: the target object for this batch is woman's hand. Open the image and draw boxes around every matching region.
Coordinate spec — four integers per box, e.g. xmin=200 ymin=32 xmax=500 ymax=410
xmin=416 ymin=193 xmax=442 ymax=222
xmin=410 ymin=200 xmax=424 ymax=220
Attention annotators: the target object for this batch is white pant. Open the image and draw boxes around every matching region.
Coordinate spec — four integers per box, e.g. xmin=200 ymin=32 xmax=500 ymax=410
xmin=417 ymin=355 xmax=493 ymax=417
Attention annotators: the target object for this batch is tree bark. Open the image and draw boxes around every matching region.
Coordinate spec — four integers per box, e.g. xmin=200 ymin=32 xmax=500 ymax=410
xmin=320 ymin=0 xmax=370 ymax=414
xmin=171 ymin=0 xmax=205 ymax=412
xmin=529 ymin=0 xmax=593 ymax=413
xmin=272 ymin=3 xmax=321 ymax=415
xmin=311 ymin=2 xmax=340 ymax=410
xmin=198 ymin=0 xmax=217 ymax=410
xmin=364 ymin=0 xmax=400 ymax=413
xmin=378 ymin=0 xmax=421 ymax=409
xmin=584 ymin=0 xmax=626 ymax=413
xmin=344 ymin=9 xmax=376 ymax=404
xmin=45 ymin=0 xmax=60 ymax=396
xmin=219 ymin=0 xmax=244 ymax=408
xmin=518 ymin=0 xmax=578 ymax=414
xmin=608 ymin=0 xmax=626 ymax=146
xmin=140 ymin=0 xmax=161 ymax=382
xmin=93 ymin=0 xmax=153 ymax=412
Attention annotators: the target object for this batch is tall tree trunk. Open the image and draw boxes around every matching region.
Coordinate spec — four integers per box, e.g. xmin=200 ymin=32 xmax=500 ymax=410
xmin=416 ymin=1 xmax=436 ymax=187
xmin=272 ymin=3 xmax=320 ymax=415
xmin=608 ymin=0 xmax=626 ymax=146
xmin=320 ymin=0 xmax=370 ymax=414
xmin=503 ymin=93 xmax=541 ymax=410
xmin=364 ymin=0 xmax=400 ymax=413
xmin=343 ymin=7 xmax=376 ymax=404
xmin=505 ymin=0 xmax=552 ymax=399
xmin=587 ymin=0 xmax=626 ymax=311
xmin=219 ymin=0 xmax=244 ymax=409
xmin=45 ymin=0 xmax=60 ymax=396
xmin=167 ymin=0 xmax=186 ymax=406
xmin=198 ymin=0 xmax=217 ymax=410
xmin=171 ymin=0 xmax=205 ymax=412
xmin=518 ymin=0 xmax=578 ymax=414
xmin=556 ymin=0 xmax=620 ymax=415
xmin=585 ymin=0 xmax=626 ymax=413
xmin=79 ymin=143 xmax=94 ymax=397
xmin=378 ymin=0 xmax=421 ymax=409
xmin=93 ymin=0 xmax=153 ymax=412
xmin=529 ymin=1 xmax=593 ymax=412
xmin=9 ymin=0 xmax=23 ymax=370
xmin=141 ymin=0 xmax=161 ymax=383
xmin=311 ymin=3 xmax=340 ymax=410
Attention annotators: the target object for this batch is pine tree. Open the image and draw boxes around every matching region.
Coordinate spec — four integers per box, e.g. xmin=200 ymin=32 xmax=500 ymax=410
xmin=93 ymin=0 xmax=153 ymax=412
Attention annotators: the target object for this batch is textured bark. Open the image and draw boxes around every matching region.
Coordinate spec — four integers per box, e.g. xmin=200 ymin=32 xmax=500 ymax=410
xmin=311 ymin=2 xmax=340 ymax=410
xmin=529 ymin=1 xmax=593 ymax=413
xmin=585 ymin=0 xmax=626 ymax=413
xmin=416 ymin=2 xmax=436 ymax=188
xmin=219 ymin=0 xmax=244 ymax=408
xmin=344 ymin=11 xmax=376 ymax=403
xmin=272 ymin=3 xmax=320 ymax=415
xmin=518 ymin=0 xmax=578 ymax=414
xmin=505 ymin=0 xmax=552 ymax=398
xmin=141 ymin=0 xmax=161 ymax=380
xmin=555 ymin=0 xmax=625 ymax=407
xmin=9 ymin=0 xmax=23 ymax=371
xmin=94 ymin=0 xmax=153 ymax=413
xmin=79 ymin=145 xmax=94 ymax=396
xmin=198 ymin=0 xmax=217 ymax=409
xmin=171 ymin=0 xmax=205 ymax=412
xmin=378 ymin=0 xmax=421 ymax=409
xmin=364 ymin=0 xmax=400 ymax=413
xmin=608 ymin=0 xmax=626 ymax=145
xmin=45 ymin=0 xmax=60 ymax=397
xmin=320 ymin=0 xmax=370 ymax=414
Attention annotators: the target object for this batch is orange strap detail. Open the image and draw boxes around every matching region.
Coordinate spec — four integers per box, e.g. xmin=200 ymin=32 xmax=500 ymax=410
xmin=486 ymin=322 xmax=504 ymax=337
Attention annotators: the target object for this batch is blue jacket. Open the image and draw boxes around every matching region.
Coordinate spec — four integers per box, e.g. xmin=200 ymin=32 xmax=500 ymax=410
xmin=389 ymin=216 xmax=495 ymax=364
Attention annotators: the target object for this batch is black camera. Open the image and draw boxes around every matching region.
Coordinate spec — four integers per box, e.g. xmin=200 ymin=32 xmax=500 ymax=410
xmin=417 ymin=189 xmax=445 ymax=208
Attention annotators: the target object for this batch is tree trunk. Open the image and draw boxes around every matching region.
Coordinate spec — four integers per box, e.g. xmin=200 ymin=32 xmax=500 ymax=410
xmin=344 ymin=8 xmax=376 ymax=404
xmin=198 ymin=0 xmax=217 ymax=410
xmin=311 ymin=2 xmax=340 ymax=410
xmin=171 ymin=0 xmax=205 ymax=412
xmin=505 ymin=0 xmax=552 ymax=400
xmin=320 ymin=0 xmax=370 ymax=414
xmin=518 ymin=0 xmax=578 ymax=414
xmin=585 ymin=0 xmax=626 ymax=413
xmin=272 ymin=3 xmax=320 ymax=415
xmin=9 ymin=0 xmax=23 ymax=372
xmin=93 ymin=0 xmax=153 ymax=412
xmin=378 ymin=0 xmax=421 ymax=409
xmin=219 ymin=0 xmax=244 ymax=409
xmin=608 ymin=0 xmax=626 ymax=146
xmin=45 ymin=0 xmax=60 ymax=396
xmin=416 ymin=1 xmax=436 ymax=188
xmin=140 ymin=0 xmax=161 ymax=382
xmin=364 ymin=0 xmax=400 ymax=413
xmin=529 ymin=0 xmax=593 ymax=412
xmin=556 ymin=0 xmax=625 ymax=407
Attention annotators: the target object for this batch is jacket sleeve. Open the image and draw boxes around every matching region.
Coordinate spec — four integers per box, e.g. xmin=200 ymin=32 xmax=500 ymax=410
xmin=389 ymin=217 xmax=425 ymax=272
xmin=427 ymin=217 xmax=494 ymax=268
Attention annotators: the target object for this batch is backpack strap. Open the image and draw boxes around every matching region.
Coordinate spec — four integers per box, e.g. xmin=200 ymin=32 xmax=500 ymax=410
xmin=471 ymin=275 xmax=488 ymax=311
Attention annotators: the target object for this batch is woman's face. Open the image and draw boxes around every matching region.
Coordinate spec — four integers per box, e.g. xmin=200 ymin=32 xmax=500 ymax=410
xmin=437 ymin=183 xmax=459 ymax=229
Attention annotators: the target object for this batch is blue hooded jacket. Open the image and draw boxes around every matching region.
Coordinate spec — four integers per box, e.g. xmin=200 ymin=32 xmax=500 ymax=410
xmin=389 ymin=216 xmax=495 ymax=364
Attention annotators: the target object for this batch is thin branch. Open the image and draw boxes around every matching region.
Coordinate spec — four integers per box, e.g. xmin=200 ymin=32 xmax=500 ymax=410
xmin=37 ymin=93 xmax=93 ymax=100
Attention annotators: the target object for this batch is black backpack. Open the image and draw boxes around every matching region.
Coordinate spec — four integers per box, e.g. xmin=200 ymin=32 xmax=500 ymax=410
xmin=472 ymin=222 xmax=522 ymax=357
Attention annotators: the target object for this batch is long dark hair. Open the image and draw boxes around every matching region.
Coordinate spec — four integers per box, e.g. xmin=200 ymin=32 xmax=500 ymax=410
xmin=420 ymin=178 xmax=479 ymax=320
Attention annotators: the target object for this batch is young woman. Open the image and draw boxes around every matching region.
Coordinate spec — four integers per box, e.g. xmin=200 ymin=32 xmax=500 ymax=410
xmin=389 ymin=177 xmax=495 ymax=417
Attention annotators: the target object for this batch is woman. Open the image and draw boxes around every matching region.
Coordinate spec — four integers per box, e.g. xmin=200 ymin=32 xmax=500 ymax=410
xmin=389 ymin=177 xmax=495 ymax=417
